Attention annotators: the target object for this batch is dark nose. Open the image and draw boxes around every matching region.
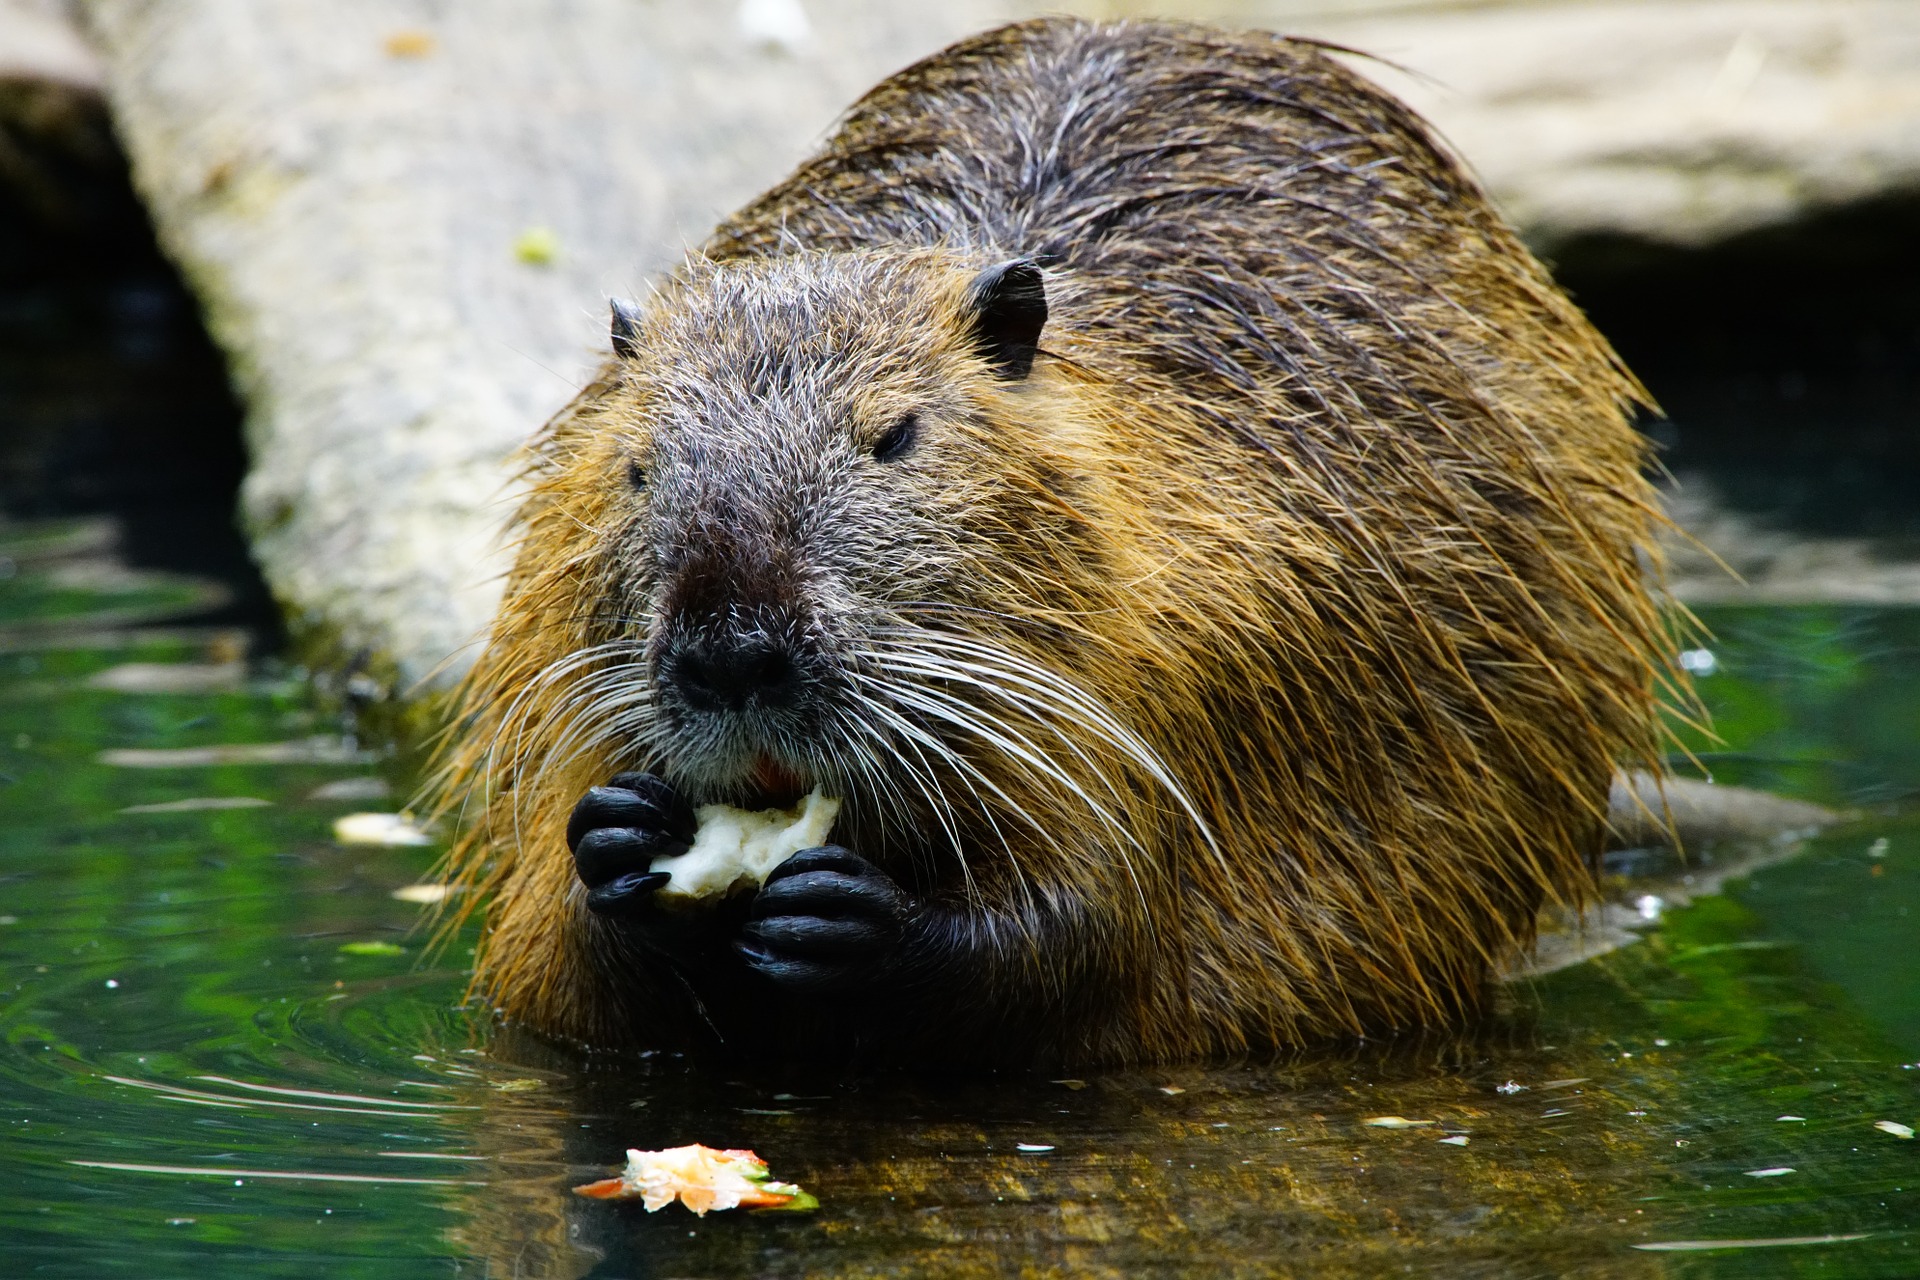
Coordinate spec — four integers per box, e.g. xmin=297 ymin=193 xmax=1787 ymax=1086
xmin=667 ymin=637 xmax=799 ymax=713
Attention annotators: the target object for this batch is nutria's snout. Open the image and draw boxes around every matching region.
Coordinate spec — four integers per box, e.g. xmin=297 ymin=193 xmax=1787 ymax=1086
xmin=651 ymin=542 xmax=844 ymax=789
xmin=661 ymin=631 xmax=802 ymax=715
xmin=653 ymin=613 xmax=840 ymax=793
xmin=668 ymin=637 xmax=802 ymax=717
xmin=652 ymin=501 xmax=833 ymax=727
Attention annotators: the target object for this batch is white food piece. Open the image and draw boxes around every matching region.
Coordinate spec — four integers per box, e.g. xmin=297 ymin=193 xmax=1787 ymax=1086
xmin=333 ymin=811 xmax=433 ymax=846
xmin=649 ymin=788 xmax=840 ymax=901
xmin=390 ymin=883 xmax=456 ymax=904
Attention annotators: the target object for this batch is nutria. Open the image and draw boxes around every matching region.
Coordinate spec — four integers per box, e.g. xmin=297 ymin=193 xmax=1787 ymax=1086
xmin=432 ymin=17 xmax=1677 ymax=1068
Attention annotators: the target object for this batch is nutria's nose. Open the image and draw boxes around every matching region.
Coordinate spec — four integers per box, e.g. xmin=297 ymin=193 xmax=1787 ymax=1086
xmin=667 ymin=637 xmax=799 ymax=713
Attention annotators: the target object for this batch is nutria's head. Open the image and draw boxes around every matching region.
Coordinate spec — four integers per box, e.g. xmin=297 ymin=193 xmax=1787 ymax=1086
xmin=581 ymin=249 xmax=1090 ymax=808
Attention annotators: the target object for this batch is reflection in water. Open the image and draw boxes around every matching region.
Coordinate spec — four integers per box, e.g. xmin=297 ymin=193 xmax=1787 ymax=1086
xmin=453 ymin=1029 xmax=1676 ymax=1279
xmin=2 ymin=533 xmax=1919 ymax=1276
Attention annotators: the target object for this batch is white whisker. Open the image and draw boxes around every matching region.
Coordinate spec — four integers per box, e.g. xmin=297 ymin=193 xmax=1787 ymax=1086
xmin=855 ymin=669 xmax=1149 ymax=917
xmin=873 ymin=626 xmax=1221 ymax=867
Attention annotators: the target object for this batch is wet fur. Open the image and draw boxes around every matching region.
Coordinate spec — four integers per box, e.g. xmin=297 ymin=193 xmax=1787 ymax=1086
xmin=430 ymin=19 xmax=1678 ymax=1068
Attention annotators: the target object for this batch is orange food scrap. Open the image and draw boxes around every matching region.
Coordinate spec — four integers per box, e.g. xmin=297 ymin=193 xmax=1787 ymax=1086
xmin=573 ymin=1144 xmax=816 ymax=1215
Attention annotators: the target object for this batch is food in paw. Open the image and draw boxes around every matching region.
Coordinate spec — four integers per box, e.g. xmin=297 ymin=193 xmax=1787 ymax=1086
xmin=648 ymin=788 xmax=840 ymax=902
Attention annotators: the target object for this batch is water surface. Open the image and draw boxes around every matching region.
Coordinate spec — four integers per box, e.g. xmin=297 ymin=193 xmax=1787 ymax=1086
xmin=3 ymin=527 xmax=1918 ymax=1278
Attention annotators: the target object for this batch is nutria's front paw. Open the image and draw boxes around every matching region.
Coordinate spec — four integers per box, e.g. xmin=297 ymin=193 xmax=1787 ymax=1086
xmin=735 ymin=846 xmax=911 ymax=994
xmin=567 ymin=772 xmax=695 ymax=919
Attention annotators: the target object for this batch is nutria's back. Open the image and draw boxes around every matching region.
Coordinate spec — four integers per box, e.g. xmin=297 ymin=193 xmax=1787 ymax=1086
xmin=436 ymin=18 xmax=1677 ymax=1067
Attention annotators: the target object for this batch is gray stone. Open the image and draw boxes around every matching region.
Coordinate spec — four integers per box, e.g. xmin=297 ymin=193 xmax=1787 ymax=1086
xmin=1123 ymin=0 xmax=1920 ymax=252
xmin=63 ymin=0 xmax=1920 ymax=686
xmin=77 ymin=0 xmax=1015 ymax=688
xmin=0 ymin=0 xmax=98 ymax=87
xmin=1663 ymin=481 xmax=1920 ymax=606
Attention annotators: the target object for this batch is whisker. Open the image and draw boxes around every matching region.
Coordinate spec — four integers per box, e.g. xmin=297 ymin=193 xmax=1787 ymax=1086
xmin=874 ymin=627 xmax=1222 ymax=867
xmin=855 ymin=668 xmax=1150 ymax=917
xmin=847 ymin=685 xmax=1036 ymax=914
xmin=837 ymin=700 xmax=971 ymax=904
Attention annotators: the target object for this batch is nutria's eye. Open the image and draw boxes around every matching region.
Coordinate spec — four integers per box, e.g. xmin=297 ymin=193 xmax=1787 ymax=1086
xmin=871 ymin=413 xmax=919 ymax=463
xmin=626 ymin=459 xmax=647 ymax=490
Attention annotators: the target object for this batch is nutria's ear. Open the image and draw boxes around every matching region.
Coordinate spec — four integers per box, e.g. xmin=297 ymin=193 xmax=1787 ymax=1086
xmin=965 ymin=259 xmax=1047 ymax=380
xmin=609 ymin=298 xmax=643 ymax=361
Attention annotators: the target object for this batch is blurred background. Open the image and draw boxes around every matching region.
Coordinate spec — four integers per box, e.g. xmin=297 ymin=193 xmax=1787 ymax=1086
xmin=4 ymin=0 xmax=1917 ymax=694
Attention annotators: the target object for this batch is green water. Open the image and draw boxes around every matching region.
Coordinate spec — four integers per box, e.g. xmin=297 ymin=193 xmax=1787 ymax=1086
xmin=4 ymin=530 xmax=1919 ymax=1278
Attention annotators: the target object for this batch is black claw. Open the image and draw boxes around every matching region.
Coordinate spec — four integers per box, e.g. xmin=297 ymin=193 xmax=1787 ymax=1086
xmin=752 ymin=846 xmax=909 ymax=924
xmin=733 ymin=941 xmax=839 ymax=993
xmin=607 ymin=772 xmax=696 ymax=826
xmin=741 ymin=915 xmax=885 ymax=957
xmin=762 ymin=845 xmax=872 ymax=883
xmin=567 ymin=777 xmax=694 ymax=852
xmin=585 ymin=870 xmax=671 ymax=918
xmin=574 ymin=826 xmax=689 ymax=889
xmin=735 ymin=844 xmax=911 ymax=994
xmin=751 ymin=874 xmax=905 ymax=932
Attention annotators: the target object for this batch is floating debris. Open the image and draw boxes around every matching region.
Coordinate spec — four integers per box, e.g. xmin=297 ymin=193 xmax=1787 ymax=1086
xmin=338 ymin=941 xmax=405 ymax=957
xmin=334 ymin=812 xmax=433 ymax=846
xmin=1437 ymin=1135 xmax=1469 ymax=1146
xmin=309 ymin=776 xmax=392 ymax=802
xmin=1676 ymin=647 xmax=1717 ymax=676
xmin=1496 ymin=1081 xmax=1527 ymax=1095
xmin=491 ymin=1079 xmax=544 ymax=1094
xmin=88 ymin=662 xmax=244 ymax=694
xmin=574 ymin=1145 xmax=815 ymax=1214
xmin=1874 ymin=1120 xmax=1915 ymax=1139
xmin=100 ymin=736 xmax=373 ymax=768
xmin=121 ymin=797 xmax=272 ymax=814
xmin=1744 ymin=1167 xmax=1795 ymax=1178
xmin=1364 ymin=1117 xmax=1434 ymax=1129
xmin=1634 ymin=1234 xmax=1872 ymax=1252
xmin=1157 ymin=1084 xmax=1185 ymax=1096
xmin=391 ymin=883 xmax=455 ymax=904
xmin=1016 ymin=1143 xmax=1055 ymax=1153
xmin=1777 ymin=1115 xmax=1806 ymax=1122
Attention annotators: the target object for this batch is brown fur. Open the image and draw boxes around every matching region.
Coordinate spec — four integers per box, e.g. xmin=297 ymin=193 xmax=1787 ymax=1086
xmin=430 ymin=18 xmax=1679 ymax=1067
